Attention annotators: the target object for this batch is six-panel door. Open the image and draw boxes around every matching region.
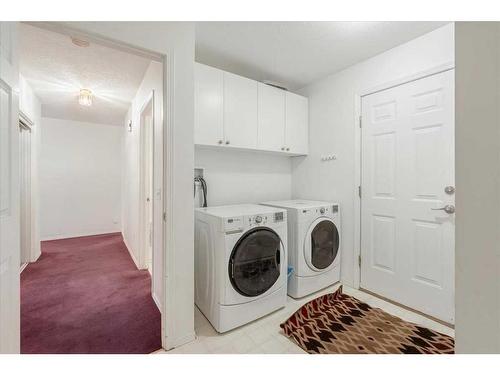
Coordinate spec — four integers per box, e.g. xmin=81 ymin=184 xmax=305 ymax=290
xmin=360 ymin=70 xmax=455 ymax=323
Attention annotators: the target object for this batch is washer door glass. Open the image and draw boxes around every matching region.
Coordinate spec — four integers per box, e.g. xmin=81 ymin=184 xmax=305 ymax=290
xmin=229 ymin=228 xmax=281 ymax=297
xmin=310 ymin=220 xmax=339 ymax=270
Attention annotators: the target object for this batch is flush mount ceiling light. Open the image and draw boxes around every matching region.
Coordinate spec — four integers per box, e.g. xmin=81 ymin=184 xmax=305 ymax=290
xmin=71 ymin=36 xmax=90 ymax=48
xmin=78 ymin=89 xmax=93 ymax=106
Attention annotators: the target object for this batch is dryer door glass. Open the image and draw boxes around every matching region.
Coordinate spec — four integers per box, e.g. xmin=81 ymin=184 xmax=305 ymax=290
xmin=311 ymin=220 xmax=339 ymax=269
xmin=229 ymin=228 xmax=281 ymax=297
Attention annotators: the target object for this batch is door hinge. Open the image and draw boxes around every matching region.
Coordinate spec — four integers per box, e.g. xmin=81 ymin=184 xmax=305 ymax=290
xmin=359 ymin=115 xmax=362 ymax=128
xmin=358 ymin=255 xmax=362 ymax=268
xmin=358 ymin=185 xmax=361 ymax=198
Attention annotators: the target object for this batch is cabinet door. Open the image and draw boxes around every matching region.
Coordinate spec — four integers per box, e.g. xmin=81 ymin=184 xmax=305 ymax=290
xmin=258 ymin=83 xmax=285 ymax=152
xmin=223 ymin=72 xmax=258 ymax=149
xmin=195 ymin=63 xmax=224 ymax=146
xmin=285 ymin=92 xmax=309 ymax=155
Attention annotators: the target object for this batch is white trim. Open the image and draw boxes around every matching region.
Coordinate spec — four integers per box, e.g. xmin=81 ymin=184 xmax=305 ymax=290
xmin=19 ymin=110 xmax=34 ymax=128
xmin=40 ymin=231 xmax=121 ymax=242
xmin=353 ymin=62 xmax=455 ymax=290
xmin=152 ymin=291 xmax=162 ymax=312
xmin=162 ymin=52 xmax=177 ymax=351
xmin=123 ymin=236 xmax=140 ymax=270
xmin=20 ymin=263 xmax=29 ymax=273
xmin=165 ymin=332 xmax=197 ymax=351
xmin=138 ymin=90 xmax=155 ymax=271
xmin=359 ymin=61 xmax=455 ymax=98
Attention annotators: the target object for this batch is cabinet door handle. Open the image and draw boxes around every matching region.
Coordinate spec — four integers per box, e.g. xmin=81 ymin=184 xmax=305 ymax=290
xmin=218 ymin=140 xmax=223 ymax=144
xmin=286 ymin=147 xmax=290 ymax=151
xmin=281 ymin=147 xmax=285 ymax=151
xmin=225 ymin=140 xmax=230 ymax=145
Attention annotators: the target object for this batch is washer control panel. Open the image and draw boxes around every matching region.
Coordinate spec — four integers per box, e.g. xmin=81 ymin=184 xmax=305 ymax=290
xmin=248 ymin=214 xmax=268 ymax=226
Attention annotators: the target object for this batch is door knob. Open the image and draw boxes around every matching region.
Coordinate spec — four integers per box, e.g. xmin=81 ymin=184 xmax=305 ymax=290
xmin=431 ymin=204 xmax=455 ymax=214
xmin=444 ymin=186 xmax=455 ymax=195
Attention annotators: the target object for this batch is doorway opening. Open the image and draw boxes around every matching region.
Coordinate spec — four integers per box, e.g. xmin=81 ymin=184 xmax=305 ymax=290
xmin=18 ymin=22 xmax=165 ymax=353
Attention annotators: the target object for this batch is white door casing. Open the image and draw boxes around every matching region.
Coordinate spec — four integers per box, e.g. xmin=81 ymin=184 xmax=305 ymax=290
xmin=0 ymin=21 xmax=20 ymax=353
xmin=360 ymin=69 xmax=455 ymax=323
xmin=19 ymin=122 xmax=31 ymax=266
xmin=140 ymin=93 xmax=154 ymax=272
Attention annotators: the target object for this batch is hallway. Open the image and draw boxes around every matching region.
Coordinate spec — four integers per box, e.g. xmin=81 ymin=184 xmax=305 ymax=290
xmin=21 ymin=233 xmax=161 ymax=354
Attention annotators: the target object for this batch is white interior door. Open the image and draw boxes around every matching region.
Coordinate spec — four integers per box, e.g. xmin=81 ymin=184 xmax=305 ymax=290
xmin=19 ymin=123 xmax=31 ymax=266
xmin=360 ymin=69 xmax=455 ymax=323
xmin=0 ymin=22 xmax=20 ymax=353
xmin=145 ymin=115 xmax=153 ymax=272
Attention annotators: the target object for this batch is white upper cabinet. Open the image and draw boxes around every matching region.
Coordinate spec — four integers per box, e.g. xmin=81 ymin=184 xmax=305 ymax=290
xmin=285 ymin=91 xmax=309 ymax=155
xmin=194 ymin=63 xmax=308 ymax=156
xmin=195 ymin=63 xmax=224 ymax=146
xmin=257 ymin=83 xmax=286 ymax=152
xmin=223 ymin=72 xmax=258 ymax=149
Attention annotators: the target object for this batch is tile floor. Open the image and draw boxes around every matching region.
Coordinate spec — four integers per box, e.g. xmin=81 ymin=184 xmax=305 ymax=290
xmin=156 ymin=284 xmax=454 ymax=354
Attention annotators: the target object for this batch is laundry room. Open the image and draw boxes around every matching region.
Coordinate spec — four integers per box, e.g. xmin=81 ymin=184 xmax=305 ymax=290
xmin=190 ymin=22 xmax=456 ymax=354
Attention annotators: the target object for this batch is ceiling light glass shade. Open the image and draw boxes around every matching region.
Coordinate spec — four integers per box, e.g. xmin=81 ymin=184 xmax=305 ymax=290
xmin=79 ymin=89 xmax=93 ymax=106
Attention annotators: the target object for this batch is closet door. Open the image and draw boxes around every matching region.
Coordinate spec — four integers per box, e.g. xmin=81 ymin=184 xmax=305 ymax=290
xmin=257 ymin=83 xmax=285 ymax=152
xmin=223 ymin=72 xmax=258 ymax=149
xmin=194 ymin=63 xmax=224 ymax=146
xmin=285 ymin=92 xmax=308 ymax=155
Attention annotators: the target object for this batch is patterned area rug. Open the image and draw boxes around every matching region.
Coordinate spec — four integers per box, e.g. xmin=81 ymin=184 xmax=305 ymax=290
xmin=280 ymin=286 xmax=454 ymax=354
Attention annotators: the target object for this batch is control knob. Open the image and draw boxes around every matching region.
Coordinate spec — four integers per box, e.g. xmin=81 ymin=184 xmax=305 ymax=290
xmin=320 ymin=207 xmax=326 ymax=214
xmin=255 ymin=215 xmax=263 ymax=224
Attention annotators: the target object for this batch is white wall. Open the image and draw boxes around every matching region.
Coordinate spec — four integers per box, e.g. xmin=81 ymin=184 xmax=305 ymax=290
xmin=39 ymin=117 xmax=122 ymax=240
xmin=454 ymin=22 xmax=500 ymax=353
xmin=65 ymin=22 xmax=196 ymax=349
xmin=292 ymin=24 xmax=455 ymax=287
xmin=195 ymin=148 xmax=292 ymax=206
xmin=19 ymin=75 xmax=42 ymax=261
xmin=122 ymin=60 xmax=164 ymax=311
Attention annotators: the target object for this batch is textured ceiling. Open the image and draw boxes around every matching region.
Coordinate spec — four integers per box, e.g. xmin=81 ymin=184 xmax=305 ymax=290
xmin=20 ymin=23 xmax=152 ymax=126
xmin=195 ymin=22 xmax=449 ymax=90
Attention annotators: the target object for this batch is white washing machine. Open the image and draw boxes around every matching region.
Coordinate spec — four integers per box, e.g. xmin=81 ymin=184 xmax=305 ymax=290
xmin=261 ymin=200 xmax=341 ymax=298
xmin=195 ymin=204 xmax=287 ymax=333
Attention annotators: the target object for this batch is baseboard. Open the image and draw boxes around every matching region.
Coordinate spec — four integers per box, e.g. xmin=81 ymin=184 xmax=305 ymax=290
xmin=30 ymin=250 xmax=41 ymax=263
xmin=41 ymin=230 xmax=121 ymax=241
xmin=152 ymin=292 xmax=162 ymax=312
xmin=122 ymin=236 xmax=141 ymax=270
xmin=20 ymin=263 xmax=29 ymax=273
xmin=163 ymin=332 xmax=196 ymax=351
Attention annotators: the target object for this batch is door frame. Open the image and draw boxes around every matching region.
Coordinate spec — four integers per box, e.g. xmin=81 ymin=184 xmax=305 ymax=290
xmin=352 ymin=61 xmax=455 ymax=289
xmin=139 ymin=90 xmax=155 ymax=272
xmin=14 ymin=22 xmax=181 ymax=351
xmin=18 ymin=112 xmax=33 ymax=268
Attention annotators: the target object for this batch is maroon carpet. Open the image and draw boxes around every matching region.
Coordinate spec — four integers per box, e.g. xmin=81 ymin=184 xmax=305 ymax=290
xmin=21 ymin=233 xmax=162 ymax=354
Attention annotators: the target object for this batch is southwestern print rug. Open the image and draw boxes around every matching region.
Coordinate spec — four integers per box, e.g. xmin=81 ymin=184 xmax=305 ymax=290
xmin=280 ymin=286 xmax=454 ymax=354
